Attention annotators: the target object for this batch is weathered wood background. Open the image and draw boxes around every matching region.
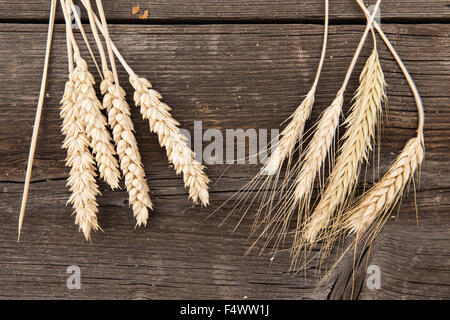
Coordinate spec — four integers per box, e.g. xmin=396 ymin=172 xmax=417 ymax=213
xmin=0 ymin=1 xmax=449 ymax=300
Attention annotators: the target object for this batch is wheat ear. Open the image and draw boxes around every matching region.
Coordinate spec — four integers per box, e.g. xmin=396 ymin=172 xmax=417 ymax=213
xmin=90 ymin=0 xmax=153 ymax=226
xmin=247 ymin=91 xmax=341 ymax=260
xmin=213 ymin=0 xmax=329 ymax=254
xmin=263 ymin=0 xmax=329 ymax=176
xmin=344 ymin=134 xmax=424 ymax=236
xmin=293 ymin=91 xmax=344 ymax=206
xmin=101 ymin=71 xmax=153 ymax=225
xmin=72 ymin=53 xmax=121 ymax=189
xmin=262 ymin=89 xmax=316 ymax=176
xmin=59 ymin=0 xmax=102 ymax=240
xmin=64 ymin=0 xmax=119 ymax=189
xmin=130 ymin=75 xmax=210 ymax=206
xmin=303 ymin=49 xmax=386 ymax=243
xmin=61 ymin=76 xmax=101 ymax=240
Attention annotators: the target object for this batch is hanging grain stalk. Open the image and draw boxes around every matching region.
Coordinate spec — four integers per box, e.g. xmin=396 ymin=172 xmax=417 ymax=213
xmin=217 ymin=0 xmax=425 ymax=277
xmin=209 ymin=0 xmax=330 ymax=249
xmin=18 ymin=0 xmax=210 ymax=240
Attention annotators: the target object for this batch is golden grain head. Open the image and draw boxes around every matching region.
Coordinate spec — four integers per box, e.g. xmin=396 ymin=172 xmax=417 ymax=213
xmin=60 ymin=75 xmax=100 ymax=240
xmin=302 ymin=49 xmax=386 ymax=244
xmin=130 ymin=74 xmax=210 ymax=206
xmin=344 ymin=134 xmax=424 ymax=236
xmin=294 ymin=91 xmax=344 ymax=204
xmin=102 ymin=70 xmax=153 ymax=225
xmin=73 ymin=55 xmax=121 ymax=190
xmin=261 ymin=88 xmax=315 ymax=176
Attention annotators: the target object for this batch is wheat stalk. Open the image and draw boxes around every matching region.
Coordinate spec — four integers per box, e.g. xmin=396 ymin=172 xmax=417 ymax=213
xmin=130 ymin=75 xmax=210 ymax=206
xmin=200 ymin=0 xmax=329 ymax=247
xmin=61 ymin=76 xmax=101 ymax=240
xmin=247 ymin=0 xmax=329 ymax=231
xmin=262 ymin=88 xmax=316 ymax=176
xmin=294 ymin=91 xmax=344 ymax=205
xmin=81 ymin=0 xmax=154 ymax=226
xmin=344 ymin=134 xmax=424 ymax=236
xmin=67 ymin=0 xmax=103 ymax=79
xmin=58 ymin=0 xmax=104 ymax=240
xmin=303 ymin=48 xmax=386 ymax=243
xmin=263 ymin=0 xmax=329 ymax=177
xmin=17 ymin=0 xmax=57 ymax=240
xmin=101 ymin=70 xmax=153 ymax=226
xmin=72 ymin=53 xmax=121 ymax=189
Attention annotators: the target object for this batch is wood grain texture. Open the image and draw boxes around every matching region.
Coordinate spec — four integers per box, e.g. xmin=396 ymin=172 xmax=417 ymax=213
xmin=1 ymin=1 xmax=450 ymax=21
xmin=0 ymin=23 xmax=449 ymax=300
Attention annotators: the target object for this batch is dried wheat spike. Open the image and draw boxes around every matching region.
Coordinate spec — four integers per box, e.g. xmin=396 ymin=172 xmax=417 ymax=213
xmin=344 ymin=134 xmax=424 ymax=236
xmin=60 ymin=77 xmax=100 ymax=240
xmin=303 ymin=49 xmax=386 ymax=243
xmin=293 ymin=91 xmax=344 ymax=209
xmin=130 ymin=74 xmax=210 ymax=206
xmin=262 ymin=88 xmax=315 ymax=175
xmin=72 ymin=53 xmax=120 ymax=189
xmin=101 ymin=70 xmax=153 ymax=225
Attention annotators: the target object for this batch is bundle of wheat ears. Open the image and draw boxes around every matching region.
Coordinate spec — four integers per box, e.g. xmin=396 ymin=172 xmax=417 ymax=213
xmin=216 ymin=0 xmax=425 ymax=274
xmin=18 ymin=0 xmax=210 ymax=240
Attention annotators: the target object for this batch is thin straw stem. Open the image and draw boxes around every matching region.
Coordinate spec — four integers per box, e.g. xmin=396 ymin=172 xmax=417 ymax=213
xmin=76 ymin=0 xmax=109 ymax=74
xmin=18 ymin=0 xmax=58 ymax=241
xmin=340 ymin=0 xmax=382 ymax=92
xmin=80 ymin=0 xmax=135 ymax=75
xmin=95 ymin=0 xmax=120 ymax=89
xmin=66 ymin=0 xmax=103 ymax=79
xmin=60 ymin=0 xmax=80 ymax=56
xmin=311 ymin=0 xmax=329 ymax=91
xmin=65 ymin=5 xmax=74 ymax=74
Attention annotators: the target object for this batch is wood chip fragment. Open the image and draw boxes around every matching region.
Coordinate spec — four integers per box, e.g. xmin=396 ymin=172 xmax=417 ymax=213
xmin=138 ymin=10 xmax=149 ymax=19
xmin=132 ymin=6 xmax=140 ymax=15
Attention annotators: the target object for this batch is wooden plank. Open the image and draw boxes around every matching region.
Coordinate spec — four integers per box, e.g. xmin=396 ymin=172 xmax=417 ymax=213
xmin=0 ymin=23 xmax=449 ymax=299
xmin=1 ymin=1 xmax=450 ymax=22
